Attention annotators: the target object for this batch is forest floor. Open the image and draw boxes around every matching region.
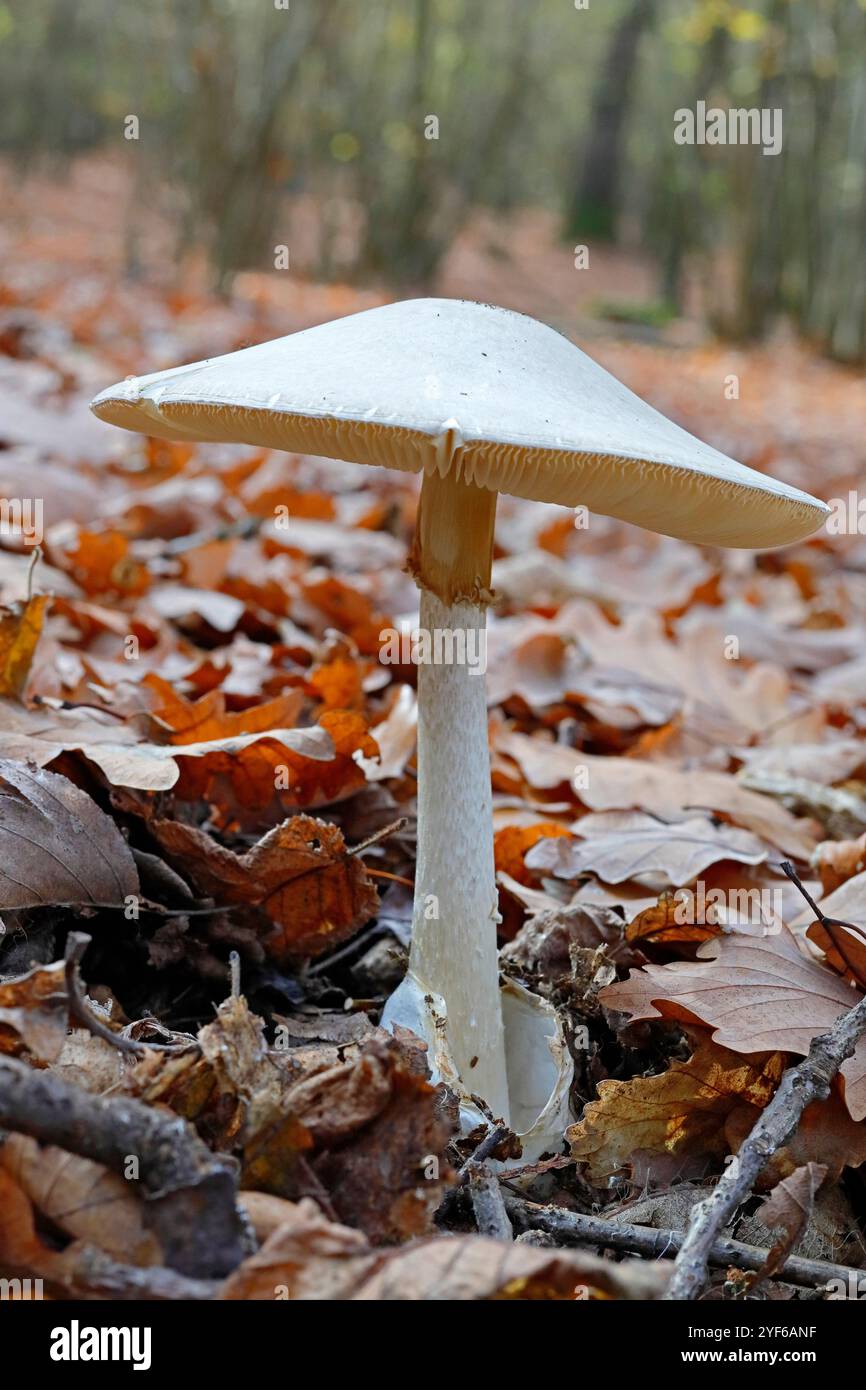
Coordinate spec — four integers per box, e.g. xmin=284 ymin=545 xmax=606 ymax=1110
xmin=1 ymin=156 xmax=866 ymax=1302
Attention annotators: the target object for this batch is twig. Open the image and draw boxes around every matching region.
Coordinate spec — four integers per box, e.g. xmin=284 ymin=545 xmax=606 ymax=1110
xmin=229 ymin=949 xmax=241 ymax=998
xmin=347 ymin=817 xmax=408 ymax=856
xmin=459 ymin=1123 xmax=514 ymax=1177
xmin=436 ymin=1123 xmax=515 ymax=1223
xmin=664 ymin=866 xmax=866 ymax=1299
xmin=0 ymin=1053 xmax=247 ymax=1279
xmin=26 ymin=545 xmax=41 ymax=600
xmin=466 ymin=1161 xmax=513 ymax=1240
xmin=64 ymin=932 xmax=198 ymax=1055
xmin=505 ymin=1197 xmax=862 ymax=1293
xmin=53 ymin=1245 xmax=220 ymax=1301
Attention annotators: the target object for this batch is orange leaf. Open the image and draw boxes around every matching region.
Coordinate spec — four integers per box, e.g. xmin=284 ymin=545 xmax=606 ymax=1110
xmin=494 ymin=823 xmax=572 ymax=886
xmin=0 ymin=593 xmax=47 ymax=698
xmin=151 ymin=814 xmax=379 ymax=960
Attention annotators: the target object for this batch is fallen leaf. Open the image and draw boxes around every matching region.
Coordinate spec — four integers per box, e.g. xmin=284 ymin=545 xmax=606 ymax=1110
xmin=569 ymin=1038 xmax=783 ymax=1184
xmin=353 ymin=684 xmax=417 ymax=782
xmin=62 ymin=529 xmax=149 ymax=599
xmin=151 ymin=814 xmax=379 ymax=960
xmin=807 ymin=915 xmax=866 ymax=992
xmin=527 ymin=811 xmax=768 ymax=888
xmin=295 ymin=1037 xmax=455 ymax=1243
xmin=494 ymin=822 xmax=572 ymax=886
xmin=627 ymin=891 xmax=719 ymax=946
xmin=600 ymin=926 xmax=866 ymax=1119
xmin=0 ymin=760 xmax=139 ymax=909
xmin=219 ymin=1198 xmax=666 ymax=1300
xmin=498 ymin=733 xmax=816 ymax=858
xmin=0 ymin=698 xmax=335 ymax=791
xmin=814 ymin=832 xmax=866 ymax=895
xmin=760 ymin=1162 xmax=827 ymax=1244
xmin=0 ymin=960 xmax=69 ymax=1063
xmin=128 ymin=1000 xmax=452 ymax=1243
xmin=0 ymin=1134 xmax=161 ymax=1266
xmin=0 ymin=593 xmax=48 ymax=698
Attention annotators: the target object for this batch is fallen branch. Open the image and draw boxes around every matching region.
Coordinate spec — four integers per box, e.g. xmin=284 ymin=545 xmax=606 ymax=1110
xmin=505 ymin=1196 xmax=860 ymax=1292
xmin=0 ymin=1054 xmax=247 ymax=1279
xmin=664 ymin=865 xmax=866 ymax=1299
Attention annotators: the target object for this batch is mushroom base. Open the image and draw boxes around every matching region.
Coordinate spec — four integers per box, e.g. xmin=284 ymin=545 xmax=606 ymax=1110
xmin=382 ymin=970 xmax=573 ymax=1163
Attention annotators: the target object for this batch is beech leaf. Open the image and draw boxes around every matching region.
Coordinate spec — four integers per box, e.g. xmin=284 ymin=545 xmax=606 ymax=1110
xmin=0 ymin=760 xmax=138 ymax=909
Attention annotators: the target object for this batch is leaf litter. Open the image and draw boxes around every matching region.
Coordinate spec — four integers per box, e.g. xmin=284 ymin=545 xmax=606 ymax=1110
xmin=2 ymin=218 xmax=866 ymax=1301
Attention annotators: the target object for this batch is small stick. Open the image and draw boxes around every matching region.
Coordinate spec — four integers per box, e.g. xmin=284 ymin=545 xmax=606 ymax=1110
xmin=436 ymin=1123 xmax=514 ymax=1223
xmin=663 ymin=866 xmax=866 ymax=1300
xmin=667 ymin=1042 xmax=866 ymax=1300
xmin=64 ymin=932 xmax=197 ymax=1055
xmin=467 ymin=1161 xmax=513 ymax=1240
xmin=458 ymin=1123 xmax=514 ymax=1180
xmin=26 ymin=544 xmax=41 ymax=600
xmin=364 ymin=869 xmax=414 ymax=888
xmin=53 ymin=1245 xmax=220 ymax=1302
xmin=229 ymin=949 xmax=241 ymax=998
xmin=347 ymin=817 xmax=408 ymax=856
xmin=505 ymin=1196 xmax=862 ymax=1292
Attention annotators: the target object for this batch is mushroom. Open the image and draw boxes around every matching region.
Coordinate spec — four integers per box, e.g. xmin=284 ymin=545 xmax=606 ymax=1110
xmin=91 ymin=298 xmax=828 ymax=1152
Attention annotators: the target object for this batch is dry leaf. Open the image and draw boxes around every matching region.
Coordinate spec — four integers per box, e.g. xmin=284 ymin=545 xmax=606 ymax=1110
xmin=0 ymin=593 xmax=48 ymax=698
xmin=127 ymin=999 xmax=452 ymax=1242
xmin=0 ymin=698 xmax=335 ymax=792
xmin=806 ymin=916 xmax=866 ymax=991
xmin=627 ymin=892 xmax=719 ymax=946
xmin=760 ymin=1162 xmax=827 ymax=1238
xmin=151 ymin=814 xmax=379 ymax=960
xmin=814 ymin=833 xmax=866 ymax=895
xmin=600 ymin=926 xmax=866 ymax=1118
xmin=494 ymin=822 xmax=572 ymax=886
xmin=353 ymin=684 xmax=417 ymax=782
xmin=62 ymin=529 xmax=149 ymax=599
xmin=527 ymin=811 xmax=768 ymax=887
xmin=568 ymin=1038 xmax=783 ymax=1183
xmin=0 ymin=1134 xmax=161 ymax=1266
xmin=219 ymin=1198 xmax=666 ymax=1300
xmin=498 ymin=733 xmax=816 ymax=858
xmin=0 ymin=760 xmax=139 ymax=909
xmin=0 ymin=960 xmax=69 ymax=1063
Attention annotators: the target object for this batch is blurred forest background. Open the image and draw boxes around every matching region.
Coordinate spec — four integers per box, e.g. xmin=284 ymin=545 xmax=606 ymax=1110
xmin=1 ymin=0 xmax=865 ymax=362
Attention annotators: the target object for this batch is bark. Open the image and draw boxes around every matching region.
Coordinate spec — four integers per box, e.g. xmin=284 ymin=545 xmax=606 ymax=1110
xmin=0 ymin=1054 xmax=247 ymax=1279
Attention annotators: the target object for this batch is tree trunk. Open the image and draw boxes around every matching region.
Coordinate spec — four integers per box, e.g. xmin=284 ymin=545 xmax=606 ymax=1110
xmin=565 ymin=0 xmax=655 ymax=241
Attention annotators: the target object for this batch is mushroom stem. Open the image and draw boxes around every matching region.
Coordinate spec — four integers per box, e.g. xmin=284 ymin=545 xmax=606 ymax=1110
xmin=409 ymin=471 xmax=509 ymax=1122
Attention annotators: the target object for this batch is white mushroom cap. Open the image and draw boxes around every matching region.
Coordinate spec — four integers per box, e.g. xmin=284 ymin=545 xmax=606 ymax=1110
xmin=92 ymin=298 xmax=828 ymax=548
